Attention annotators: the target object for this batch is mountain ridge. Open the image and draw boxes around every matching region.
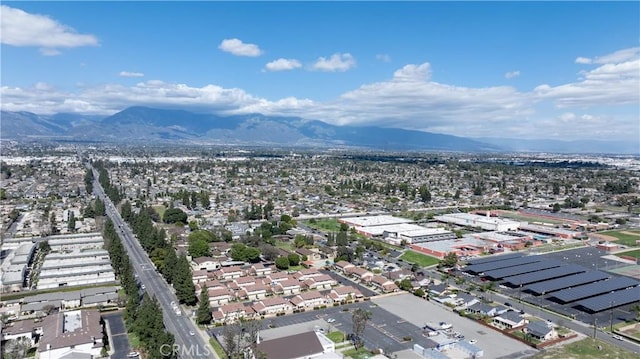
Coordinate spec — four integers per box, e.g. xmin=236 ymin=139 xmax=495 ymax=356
xmin=1 ymin=107 xmax=635 ymax=154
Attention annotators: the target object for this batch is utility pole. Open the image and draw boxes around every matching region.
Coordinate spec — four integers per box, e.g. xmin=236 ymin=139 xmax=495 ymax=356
xmin=593 ymin=317 xmax=597 ymax=338
xmin=610 ymin=301 xmax=615 ymax=332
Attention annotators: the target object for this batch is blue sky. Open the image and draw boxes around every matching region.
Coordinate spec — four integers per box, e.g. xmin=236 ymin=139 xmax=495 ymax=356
xmin=1 ymin=1 xmax=639 ymax=142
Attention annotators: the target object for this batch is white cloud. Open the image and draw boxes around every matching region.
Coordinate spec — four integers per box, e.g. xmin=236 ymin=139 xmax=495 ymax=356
xmin=376 ymin=54 xmax=391 ymax=62
xmin=0 ymin=5 xmax=98 ymax=55
xmin=264 ymin=58 xmax=302 ymax=72
xmin=576 ymin=47 xmax=640 ymax=65
xmin=535 ymin=57 xmax=640 ymax=107
xmin=119 ymin=71 xmax=145 ymax=78
xmin=312 ymin=53 xmax=356 ymax=72
xmin=505 ymin=70 xmax=520 ymax=79
xmin=575 ymin=57 xmax=592 ymax=64
xmin=392 ymin=63 xmax=431 ymax=82
xmin=2 ymin=47 xmax=638 ymax=142
xmin=218 ymin=38 xmax=263 ymax=57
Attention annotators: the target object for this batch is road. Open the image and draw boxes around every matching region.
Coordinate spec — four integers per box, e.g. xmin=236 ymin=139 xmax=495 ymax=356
xmin=90 ymin=166 xmax=216 ymax=359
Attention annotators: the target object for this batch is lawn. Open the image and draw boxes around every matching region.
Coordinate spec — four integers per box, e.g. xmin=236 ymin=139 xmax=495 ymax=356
xmin=275 ymin=240 xmax=294 ymax=250
xmin=617 ymin=248 xmax=640 ymax=259
xmin=599 ymin=230 xmax=640 ymax=247
xmin=209 ymin=338 xmax=228 ymax=359
xmin=306 ymin=218 xmax=341 ymax=232
xmin=153 ymin=205 xmax=166 ymax=219
xmin=327 ymin=331 xmax=345 ymax=343
xmin=342 ymin=348 xmax=373 ymax=359
xmin=400 ymin=250 xmax=440 ymax=267
xmin=531 ymin=337 xmax=639 ymax=359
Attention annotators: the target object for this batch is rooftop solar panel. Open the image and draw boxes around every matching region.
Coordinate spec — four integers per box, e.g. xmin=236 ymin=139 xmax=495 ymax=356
xmin=525 ymin=271 xmax=610 ymax=295
xmin=482 ymin=260 xmax=563 ymax=280
xmin=466 ymin=252 xmax=524 ymax=266
xmin=465 ymin=256 xmax=544 ymax=274
xmin=575 ymin=287 xmax=640 ymax=312
xmin=550 ymin=276 xmax=640 ymax=303
xmin=503 ymin=264 xmax=587 ymax=286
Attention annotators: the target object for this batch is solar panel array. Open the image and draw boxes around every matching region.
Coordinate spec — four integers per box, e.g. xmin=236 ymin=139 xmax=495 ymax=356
xmin=525 ymin=271 xmax=610 ymax=295
xmin=550 ymin=276 xmax=640 ymax=303
xmin=502 ymin=264 xmax=587 ymax=286
xmin=483 ymin=260 xmax=563 ymax=280
xmin=575 ymin=286 xmax=640 ymax=312
xmin=465 ymin=256 xmax=544 ymax=274
xmin=465 ymin=252 xmax=524 ymax=266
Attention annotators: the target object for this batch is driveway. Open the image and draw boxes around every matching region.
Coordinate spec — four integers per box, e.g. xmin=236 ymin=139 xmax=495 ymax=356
xmin=103 ymin=311 xmax=131 ymax=359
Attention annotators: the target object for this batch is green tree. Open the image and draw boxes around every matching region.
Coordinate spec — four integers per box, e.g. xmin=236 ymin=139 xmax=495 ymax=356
xmin=439 ymin=252 xmax=458 ymax=268
xmin=174 ymin=254 xmax=197 ymax=305
xmin=67 ymin=211 xmax=76 ymax=232
xmin=163 ymin=208 xmax=187 ymax=224
xmin=275 ymin=256 xmax=290 ymax=270
xmin=188 ymin=238 xmax=210 ymax=258
xmin=287 ymin=253 xmax=300 ymax=266
xmin=196 ymin=287 xmax=212 ymax=325
xmin=352 ymin=308 xmax=371 ymax=351
xmin=230 ymin=243 xmax=261 ymax=263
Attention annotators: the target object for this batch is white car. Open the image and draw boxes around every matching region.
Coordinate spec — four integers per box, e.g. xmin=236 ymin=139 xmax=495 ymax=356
xmin=469 ymin=339 xmax=477 ymax=344
xmin=140 ymin=284 xmax=146 ymax=290
xmin=326 ymin=318 xmax=336 ymax=323
xmin=127 ymin=352 xmax=140 ymax=358
xmin=189 ymin=331 xmax=195 ymax=336
xmin=612 ymin=335 xmax=623 ymax=340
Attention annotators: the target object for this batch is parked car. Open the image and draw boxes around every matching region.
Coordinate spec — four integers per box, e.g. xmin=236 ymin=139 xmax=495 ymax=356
xmin=326 ymin=318 xmax=336 ymax=323
xmin=612 ymin=335 xmax=623 ymax=340
xmin=469 ymin=339 xmax=477 ymax=344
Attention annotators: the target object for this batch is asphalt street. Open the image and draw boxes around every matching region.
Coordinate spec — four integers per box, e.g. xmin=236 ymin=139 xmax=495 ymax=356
xmin=93 ymin=167 xmax=216 ymax=359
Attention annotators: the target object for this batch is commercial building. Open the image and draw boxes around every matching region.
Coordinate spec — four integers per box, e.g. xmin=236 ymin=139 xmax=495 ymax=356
xmin=434 ymin=213 xmax=520 ymax=232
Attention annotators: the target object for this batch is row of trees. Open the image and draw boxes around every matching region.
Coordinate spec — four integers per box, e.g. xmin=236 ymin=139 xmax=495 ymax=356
xmin=118 ymin=201 xmax=197 ymax=305
xmin=103 ymin=219 xmax=176 ymax=358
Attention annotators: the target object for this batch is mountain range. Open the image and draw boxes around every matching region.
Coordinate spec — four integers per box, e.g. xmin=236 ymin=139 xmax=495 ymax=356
xmin=1 ymin=106 xmax=636 ymax=154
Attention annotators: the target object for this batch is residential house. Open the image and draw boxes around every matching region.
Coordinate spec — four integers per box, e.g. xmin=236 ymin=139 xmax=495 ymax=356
xmin=428 ymin=283 xmax=449 ymax=297
xmin=229 ymin=276 xmax=261 ymax=290
xmin=265 ymin=272 xmax=291 ymax=285
xmin=334 ymin=261 xmax=355 ymax=273
xmin=293 ymin=268 xmax=323 ymax=281
xmin=329 ymin=286 xmax=363 ymax=302
xmin=290 ymin=291 xmax=328 ymax=309
xmin=38 ymin=310 xmax=104 ymax=359
xmin=274 ymin=279 xmax=302 ymax=295
xmin=295 ymin=248 xmax=320 ymax=261
xmin=493 ymin=311 xmax=527 ymax=329
xmin=302 ymin=274 xmax=337 ymax=290
xmin=191 ymin=256 xmax=220 ymax=271
xmin=238 ymin=284 xmax=269 ymax=301
xmin=525 ymin=321 xmax=556 ymax=341
xmin=252 ymin=297 xmax=292 ymax=316
xmin=347 ymin=267 xmax=374 ymax=283
xmin=215 ymin=266 xmax=245 ymax=281
xmin=1 ymin=318 xmax=38 ymax=345
xmin=466 ymin=302 xmax=509 ymax=317
xmin=212 ymin=302 xmax=255 ymax=323
xmin=208 ymin=288 xmax=235 ymax=306
xmin=192 ymin=270 xmax=209 ymax=284
xmin=370 ymin=275 xmax=399 ymax=293
xmin=453 ymin=292 xmax=478 ymax=308
xmin=249 ymin=263 xmax=272 ymax=277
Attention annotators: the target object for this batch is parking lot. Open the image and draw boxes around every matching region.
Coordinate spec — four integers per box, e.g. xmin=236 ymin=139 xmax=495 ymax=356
xmin=462 ymin=246 xmax=639 ymax=327
xmin=210 ymin=300 xmax=441 ymax=355
xmin=372 ymin=294 xmax=537 ymax=359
